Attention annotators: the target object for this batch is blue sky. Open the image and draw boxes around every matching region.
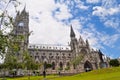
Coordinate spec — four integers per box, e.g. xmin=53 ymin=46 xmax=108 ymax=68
xmin=0 ymin=0 xmax=120 ymax=59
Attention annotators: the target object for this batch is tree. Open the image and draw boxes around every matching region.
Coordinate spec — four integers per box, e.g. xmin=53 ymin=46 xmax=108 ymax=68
xmin=23 ymin=51 xmax=39 ymax=79
xmin=109 ymin=59 xmax=119 ymax=67
xmin=0 ymin=1 xmax=26 ymax=78
xmin=23 ymin=51 xmax=35 ymax=70
xmin=0 ymin=63 xmax=7 ymax=77
xmin=0 ymin=1 xmax=38 ymax=78
xmin=0 ymin=0 xmax=21 ymax=58
xmin=71 ymin=54 xmax=85 ymax=69
xmin=0 ymin=31 xmax=7 ymax=57
xmin=46 ymin=64 xmax=52 ymax=69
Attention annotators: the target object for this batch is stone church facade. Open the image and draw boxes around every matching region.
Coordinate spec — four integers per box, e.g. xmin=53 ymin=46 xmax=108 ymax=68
xmin=12 ymin=8 xmax=109 ymax=73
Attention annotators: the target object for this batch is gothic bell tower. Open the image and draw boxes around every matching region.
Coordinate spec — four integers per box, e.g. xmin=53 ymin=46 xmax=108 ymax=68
xmin=70 ymin=26 xmax=78 ymax=55
xmin=13 ymin=7 xmax=29 ymax=52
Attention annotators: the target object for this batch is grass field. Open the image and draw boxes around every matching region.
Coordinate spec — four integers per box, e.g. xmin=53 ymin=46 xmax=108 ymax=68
xmin=1 ymin=67 xmax=120 ymax=80
xmin=53 ymin=67 xmax=120 ymax=80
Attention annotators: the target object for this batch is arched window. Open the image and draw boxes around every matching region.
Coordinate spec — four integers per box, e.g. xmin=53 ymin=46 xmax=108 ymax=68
xmin=52 ymin=62 xmax=55 ymax=70
xmin=67 ymin=62 xmax=70 ymax=67
xmin=73 ymin=64 xmax=76 ymax=69
xmin=18 ymin=21 xmax=24 ymax=27
xmin=44 ymin=61 xmax=47 ymax=70
xmin=66 ymin=62 xmax=70 ymax=69
xmin=59 ymin=62 xmax=63 ymax=69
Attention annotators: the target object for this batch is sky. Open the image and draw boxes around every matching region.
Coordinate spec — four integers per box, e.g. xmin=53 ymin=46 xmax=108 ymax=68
xmin=0 ymin=0 xmax=120 ymax=59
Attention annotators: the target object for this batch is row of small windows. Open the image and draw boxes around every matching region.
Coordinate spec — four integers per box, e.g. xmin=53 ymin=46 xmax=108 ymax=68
xmin=34 ymin=55 xmax=71 ymax=59
xmin=29 ymin=45 xmax=70 ymax=50
xmin=31 ymin=52 xmax=71 ymax=56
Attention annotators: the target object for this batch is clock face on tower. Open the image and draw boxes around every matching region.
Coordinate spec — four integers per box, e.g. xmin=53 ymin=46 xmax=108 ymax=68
xmin=18 ymin=21 xmax=24 ymax=27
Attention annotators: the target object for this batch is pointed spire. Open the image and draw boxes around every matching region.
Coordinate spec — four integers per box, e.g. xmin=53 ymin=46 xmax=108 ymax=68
xmin=16 ymin=11 xmax=20 ymax=15
xmin=98 ymin=49 xmax=104 ymax=62
xmin=70 ymin=25 xmax=75 ymax=37
xmin=79 ymin=35 xmax=83 ymax=41
xmin=86 ymin=39 xmax=89 ymax=46
xmin=20 ymin=4 xmax=29 ymax=17
xmin=79 ymin=35 xmax=85 ymax=45
xmin=23 ymin=4 xmax=26 ymax=11
xmin=21 ymin=4 xmax=27 ymax=14
xmin=99 ymin=49 xmax=103 ymax=55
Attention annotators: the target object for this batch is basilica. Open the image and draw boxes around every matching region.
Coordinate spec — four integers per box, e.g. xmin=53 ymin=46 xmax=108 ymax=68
xmin=12 ymin=8 xmax=109 ymax=73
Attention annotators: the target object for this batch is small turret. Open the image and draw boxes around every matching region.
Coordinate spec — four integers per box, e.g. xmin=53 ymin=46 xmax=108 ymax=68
xmin=86 ymin=39 xmax=89 ymax=47
xmin=78 ymin=35 xmax=85 ymax=46
xmin=21 ymin=5 xmax=27 ymax=14
xmin=19 ymin=5 xmax=29 ymax=18
xmin=16 ymin=11 xmax=20 ymax=16
xmin=98 ymin=50 xmax=104 ymax=62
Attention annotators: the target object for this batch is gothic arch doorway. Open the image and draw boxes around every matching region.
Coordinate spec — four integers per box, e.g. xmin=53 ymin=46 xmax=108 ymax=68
xmin=52 ymin=62 xmax=55 ymax=70
xmin=84 ymin=61 xmax=93 ymax=72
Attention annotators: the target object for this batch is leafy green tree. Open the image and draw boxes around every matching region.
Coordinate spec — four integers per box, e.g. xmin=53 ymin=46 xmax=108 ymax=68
xmin=71 ymin=54 xmax=85 ymax=69
xmin=109 ymin=59 xmax=120 ymax=67
xmin=0 ymin=1 xmax=25 ymax=78
xmin=0 ymin=0 xmax=36 ymax=78
xmin=23 ymin=51 xmax=39 ymax=79
xmin=23 ymin=51 xmax=35 ymax=70
xmin=46 ymin=63 xmax=52 ymax=69
xmin=0 ymin=0 xmax=21 ymax=58
xmin=58 ymin=66 xmax=63 ymax=71
xmin=65 ymin=66 xmax=70 ymax=71
xmin=0 ymin=31 xmax=7 ymax=57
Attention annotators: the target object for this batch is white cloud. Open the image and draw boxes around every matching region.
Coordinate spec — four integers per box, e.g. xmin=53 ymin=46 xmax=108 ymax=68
xmin=70 ymin=19 xmax=82 ymax=30
xmin=77 ymin=4 xmax=89 ymax=10
xmin=108 ymin=8 xmax=120 ymax=15
xmin=53 ymin=3 xmax=72 ymax=21
xmin=102 ymin=0 xmax=118 ymax=8
xmin=86 ymin=0 xmax=100 ymax=4
xmin=78 ymin=23 xmax=120 ymax=50
xmin=101 ymin=34 xmax=120 ymax=47
xmin=104 ymin=19 xmax=119 ymax=29
xmin=92 ymin=0 xmax=120 ymax=17
xmin=26 ymin=0 xmax=90 ymax=45
xmin=29 ymin=15 xmax=70 ymax=45
xmin=92 ymin=6 xmax=119 ymax=17
xmin=22 ymin=0 xmax=72 ymax=45
xmin=80 ymin=25 xmax=103 ymax=49
xmin=75 ymin=1 xmax=89 ymax=10
xmin=92 ymin=0 xmax=120 ymax=31
xmin=2 ymin=0 xmax=120 ymax=52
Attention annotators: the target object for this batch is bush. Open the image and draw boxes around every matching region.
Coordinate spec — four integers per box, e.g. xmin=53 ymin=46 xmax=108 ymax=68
xmin=46 ymin=64 xmax=52 ymax=69
xmin=109 ymin=59 xmax=119 ymax=67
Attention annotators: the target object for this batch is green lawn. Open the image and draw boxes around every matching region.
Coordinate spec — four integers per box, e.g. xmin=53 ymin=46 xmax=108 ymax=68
xmin=0 ymin=75 xmax=57 ymax=80
xmin=54 ymin=67 xmax=120 ymax=80
xmin=1 ymin=67 xmax=120 ymax=80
